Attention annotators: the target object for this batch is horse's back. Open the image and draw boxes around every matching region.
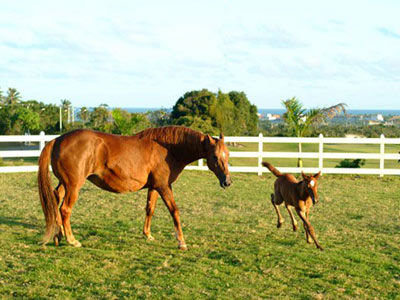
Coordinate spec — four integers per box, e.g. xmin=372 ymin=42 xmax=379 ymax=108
xmin=51 ymin=129 xmax=160 ymax=192
xmin=274 ymin=173 xmax=298 ymax=202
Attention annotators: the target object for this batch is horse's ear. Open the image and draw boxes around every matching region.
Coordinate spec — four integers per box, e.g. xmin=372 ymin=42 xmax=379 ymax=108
xmin=205 ymin=134 xmax=216 ymax=148
xmin=301 ymin=171 xmax=307 ymax=180
xmin=313 ymin=171 xmax=321 ymax=180
xmin=219 ymin=133 xmax=224 ymax=141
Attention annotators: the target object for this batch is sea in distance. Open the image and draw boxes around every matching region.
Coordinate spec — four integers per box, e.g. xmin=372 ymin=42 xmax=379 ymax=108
xmin=121 ymin=107 xmax=400 ymax=116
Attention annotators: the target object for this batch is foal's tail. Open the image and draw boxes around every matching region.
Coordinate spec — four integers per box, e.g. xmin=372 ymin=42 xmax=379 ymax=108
xmin=38 ymin=139 xmax=58 ymax=245
xmin=262 ymin=161 xmax=283 ymax=177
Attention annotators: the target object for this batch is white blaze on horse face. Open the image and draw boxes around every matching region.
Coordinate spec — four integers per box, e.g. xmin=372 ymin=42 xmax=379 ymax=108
xmin=222 ymin=152 xmax=226 ymax=159
xmin=310 ymin=180 xmax=315 ymax=187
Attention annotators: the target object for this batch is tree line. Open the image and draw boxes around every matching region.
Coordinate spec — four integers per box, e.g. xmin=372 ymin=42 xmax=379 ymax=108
xmin=0 ymin=87 xmax=258 ymax=136
xmin=1 ymin=87 xmax=399 ymax=139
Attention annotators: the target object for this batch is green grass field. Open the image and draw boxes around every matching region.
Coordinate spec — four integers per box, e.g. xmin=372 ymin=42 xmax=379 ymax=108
xmin=0 ymin=171 xmax=399 ymax=299
xmin=227 ymin=142 xmax=400 ymax=169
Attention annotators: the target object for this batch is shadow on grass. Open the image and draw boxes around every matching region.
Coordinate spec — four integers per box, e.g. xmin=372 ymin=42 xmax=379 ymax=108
xmin=0 ymin=216 xmax=39 ymax=229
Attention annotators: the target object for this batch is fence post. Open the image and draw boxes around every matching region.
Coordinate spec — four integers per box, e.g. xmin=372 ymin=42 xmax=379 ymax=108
xmin=380 ymin=134 xmax=385 ymax=177
xmin=39 ymin=131 xmax=45 ymax=152
xmin=198 ymin=159 xmax=203 ymax=168
xmin=258 ymin=133 xmax=263 ymax=175
xmin=318 ymin=133 xmax=324 ymax=174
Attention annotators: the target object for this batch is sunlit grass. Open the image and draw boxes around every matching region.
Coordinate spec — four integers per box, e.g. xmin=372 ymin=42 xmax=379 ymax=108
xmin=0 ymin=171 xmax=399 ymax=298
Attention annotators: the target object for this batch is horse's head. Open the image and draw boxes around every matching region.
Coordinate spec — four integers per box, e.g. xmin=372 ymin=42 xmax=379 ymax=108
xmin=301 ymin=171 xmax=321 ymax=205
xmin=204 ymin=133 xmax=231 ymax=189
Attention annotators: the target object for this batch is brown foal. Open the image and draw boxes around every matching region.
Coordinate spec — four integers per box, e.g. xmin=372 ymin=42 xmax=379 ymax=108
xmin=38 ymin=126 xmax=231 ymax=250
xmin=262 ymin=162 xmax=323 ymax=250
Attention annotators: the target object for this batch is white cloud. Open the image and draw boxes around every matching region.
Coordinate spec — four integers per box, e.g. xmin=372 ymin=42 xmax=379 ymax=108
xmin=0 ymin=0 xmax=399 ymax=108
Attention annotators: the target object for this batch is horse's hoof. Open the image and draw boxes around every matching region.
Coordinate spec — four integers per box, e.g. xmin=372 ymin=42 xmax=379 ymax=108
xmin=293 ymin=225 xmax=298 ymax=232
xmin=178 ymin=243 xmax=188 ymax=251
xmin=277 ymin=222 xmax=283 ymax=228
xmin=69 ymin=240 xmax=82 ymax=248
xmin=54 ymin=236 xmax=60 ymax=246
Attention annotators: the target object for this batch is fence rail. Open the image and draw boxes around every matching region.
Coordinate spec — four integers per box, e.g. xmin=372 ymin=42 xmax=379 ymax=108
xmin=1 ymin=132 xmax=400 ymax=176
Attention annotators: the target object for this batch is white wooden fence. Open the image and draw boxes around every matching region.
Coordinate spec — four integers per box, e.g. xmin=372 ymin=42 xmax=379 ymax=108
xmin=1 ymin=132 xmax=400 ymax=176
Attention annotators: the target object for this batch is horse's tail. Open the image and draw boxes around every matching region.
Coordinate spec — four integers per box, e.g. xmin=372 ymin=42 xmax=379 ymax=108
xmin=262 ymin=161 xmax=283 ymax=177
xmin=38 ymin=139 xmax=58 ymax=245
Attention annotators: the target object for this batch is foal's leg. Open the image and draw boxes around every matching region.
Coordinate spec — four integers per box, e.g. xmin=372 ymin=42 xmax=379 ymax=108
xmin=60 ymin=184 xmax=82 ymax=247
xmin=305 ymin=210 xmax=313 ymax=243
xmin=271 ymin=194 xmax=284 ymax=228
xmin=158 ymin=186 xmax=187 ymax=250
xmin=285 ymin=204 xmax=298 ymax=231
xmin=53 ymin=183 xmax=66 ymax=246
xmin=143 ymin=188 xmax=158 ymax=240
xmin=296 ymin=208 xmax=323 ymax=250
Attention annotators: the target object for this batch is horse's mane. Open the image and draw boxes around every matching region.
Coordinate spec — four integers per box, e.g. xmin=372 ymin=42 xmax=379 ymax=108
xmin=136 ymin=126 xmax=206 ymax=162
xmin=136 ymin=126 xmax=205 ymax=145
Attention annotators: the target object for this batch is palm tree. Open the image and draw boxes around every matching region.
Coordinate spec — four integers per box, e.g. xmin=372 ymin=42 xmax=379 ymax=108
xmin=6 ymin=88 xmax=21 ymax=105
xmin=282 ymin=97 xmax=346 ymax=167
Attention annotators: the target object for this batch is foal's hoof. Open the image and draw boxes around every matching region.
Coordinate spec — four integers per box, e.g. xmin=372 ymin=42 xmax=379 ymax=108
xmin=293 ymin=225 xmax=298 ymax=232
xmin=277 ymin=222 xmax=283 ymax=228
xmin=178 ymin=243 xmax=188 ymax=251
xmin=145 ymin=235 xmax=155 ymax=241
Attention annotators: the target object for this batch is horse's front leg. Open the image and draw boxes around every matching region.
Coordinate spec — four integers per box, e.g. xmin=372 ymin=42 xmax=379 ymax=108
xmin=296 ymin=208 xmax=323 ymax=251
xmin=143 ymin=188 xmax=158 ymax=240
xmin=158 ymin=186 xmax=187 ymax=250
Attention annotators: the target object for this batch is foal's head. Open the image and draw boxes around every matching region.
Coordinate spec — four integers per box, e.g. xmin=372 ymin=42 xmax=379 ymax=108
xmin=204 ymin=133 xmax=231 ymax=189
xmin=301 ymin=171 xmax=321 ymax=205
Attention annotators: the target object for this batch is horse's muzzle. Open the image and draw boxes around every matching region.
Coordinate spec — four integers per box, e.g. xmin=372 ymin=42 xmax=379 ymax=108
xmin=308 ymin=188 xmax=317 ymax=205
xmin=220 ymin=175 xmax=232 ymax=189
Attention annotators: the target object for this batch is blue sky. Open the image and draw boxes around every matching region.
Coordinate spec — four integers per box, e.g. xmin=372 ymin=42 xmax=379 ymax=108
xmin=1 ymin=0 xmax=399 ymax=109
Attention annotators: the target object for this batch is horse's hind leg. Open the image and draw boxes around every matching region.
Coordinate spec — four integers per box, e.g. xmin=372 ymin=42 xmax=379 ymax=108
xmin=285 ymin=204 xmax=298 ymax=231
xmin=271 ymin=194 xmax=284 ymax=228
xmin=143 ymin=189 xmax=158 ymax=240
xmin=53 ymin=183 xmax=66 ymax=246
xmin=60 ymin=183 xmax=82 ymax=247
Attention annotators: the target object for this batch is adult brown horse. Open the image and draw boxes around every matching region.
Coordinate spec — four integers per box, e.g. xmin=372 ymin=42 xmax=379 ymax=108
xmin=38 ymin=126 xmax=231 ymax=250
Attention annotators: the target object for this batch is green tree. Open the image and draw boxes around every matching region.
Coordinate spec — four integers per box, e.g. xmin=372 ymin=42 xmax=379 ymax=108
xmin=6 ymin=88 xmax=21 ymax=105
xmin=282 ymin=97 xmax=346 ymax=167
xmin=171 ymin=89 xmax=258 ymax=135
xmin=228 ymin=91 xmax=258 ymax=135
xmin=112 ymin=108 xmax=137 ymax=135
xmin=89 ymin=104 xmax=112 ymax=132
xmin=78 ymin=107 xmax=90 ymax=125
xmin=213 ymin=91 xmax=235 ymax=135
xmin=0 ymin=87 xmax=4 ymax=104
xmin=15 ymin=106 xmax=40 ymax=133
xmin=147 ymin=109 xmax=171 ymax=127
xmin=171 ymin=89 xmax=217 ymax=121
xmin=60 ymin=99 xmax=72 ymax=125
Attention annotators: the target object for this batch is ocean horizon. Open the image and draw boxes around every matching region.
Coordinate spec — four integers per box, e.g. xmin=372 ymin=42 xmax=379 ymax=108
xmin=119 ymin=107 xmax=400 ymax=116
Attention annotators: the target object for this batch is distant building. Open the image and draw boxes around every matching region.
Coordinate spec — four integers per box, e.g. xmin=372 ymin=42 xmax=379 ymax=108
xmin=266 ymin=113 xmax=281 ymax=121
xmin=385 ymin=115 xmax=400 ymax=125
xmin=372 ymin=114 xmax=384 ymax=122
xmin=368 ymin=120 xmax=381 ymax=126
